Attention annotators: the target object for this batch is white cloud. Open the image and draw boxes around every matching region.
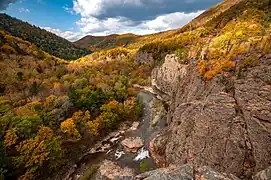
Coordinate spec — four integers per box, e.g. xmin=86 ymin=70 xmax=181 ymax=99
xmin=42 ymin=27 xmax=84 ymax=42
xmin=45 ymin=10 xmax=202 ymax=41
xmin=19 ymin=7 xmax=30 ymax=12
xmin=76 ymin=16 xmax=135 ymax=34
xmin=63 ymin=4 xmax=75 ymax=15
xmin=75 ymin=10 xmax=203 ymax=36
xmin=47 ymin=0 xmax=204 ymax=41
xmin=72 ymin=0 xmax=142 ymax=17
xmin=141 ymin=11 xmax=203 ymax=31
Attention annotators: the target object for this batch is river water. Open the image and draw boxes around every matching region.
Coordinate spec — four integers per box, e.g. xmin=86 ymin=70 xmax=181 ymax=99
xmin=66 ymin=91 xmax=167 ymax=179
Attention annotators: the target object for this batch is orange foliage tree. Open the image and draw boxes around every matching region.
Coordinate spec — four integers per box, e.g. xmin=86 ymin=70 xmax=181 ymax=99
xmin=198 ymin=59 xmax=235 ymax=80
xmin=60 ymin=118 xmax=81 ymax=139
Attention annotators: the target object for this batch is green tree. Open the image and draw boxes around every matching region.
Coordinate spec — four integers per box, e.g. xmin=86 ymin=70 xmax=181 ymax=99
xmin=13 ymin=115 xmax=42 ymax=138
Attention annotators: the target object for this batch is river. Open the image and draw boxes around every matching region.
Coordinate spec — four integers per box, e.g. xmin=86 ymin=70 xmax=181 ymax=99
xmin=56 ymin=91 xmax=167 ymax=180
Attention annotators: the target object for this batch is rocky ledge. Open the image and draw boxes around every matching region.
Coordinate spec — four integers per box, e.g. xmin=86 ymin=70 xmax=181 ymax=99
xmin=147 ymin=54 xmax=271 ymax=179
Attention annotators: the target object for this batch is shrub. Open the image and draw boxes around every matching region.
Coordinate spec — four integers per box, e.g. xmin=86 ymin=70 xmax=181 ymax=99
xmin=240 ymin=54 xmax=259 ymax=68
xmin=81 ymin=165 xmax=98 ymax=180
xmin=87 ymin=117 xmax=101 ymax=136
xmin=176 ymin=48 xmax=188 ymax=64
xmin=60 ymin=118 xmax=81 ymax=140
xmin=1 ymin=44 xmax=16 ymax=54
xmin=139 ymin=159 xmax=150 ymax=173
xmin=198 ymin=59 xmax=235 ymax=80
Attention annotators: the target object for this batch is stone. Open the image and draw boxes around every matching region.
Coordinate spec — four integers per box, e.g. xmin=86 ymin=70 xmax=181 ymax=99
xmin=149 ymin=135 xmax=167 ymax=167
xmin=151 ymin=54 xmax=188 ymax=96
xmin=121 ymin=137 xmax=144 ymax=153
xmin=253 ymin=166 xmax=271 ymax=180
xmin=95 ymin=160 xmax=134 ymax=180
xmin=129 ymin=122 xmax=140 ymax=131
xmin=196 ymin=166 xmax=240 ymax=180
xmin=135 ymin=164 xmax=239 ymax=180
xmin=149 ymin=98 xmax=166 ymax=127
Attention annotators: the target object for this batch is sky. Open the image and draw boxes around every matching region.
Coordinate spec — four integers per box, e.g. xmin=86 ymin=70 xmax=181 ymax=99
xmin=1 ymin=0 xmax=222 ymax=42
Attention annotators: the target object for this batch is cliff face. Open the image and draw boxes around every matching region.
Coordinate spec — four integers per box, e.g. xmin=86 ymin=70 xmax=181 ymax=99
xmin=131 ymin=1 xmax=271 ymax=178
xmin=149 ymin=53 xmax=271 ymax=179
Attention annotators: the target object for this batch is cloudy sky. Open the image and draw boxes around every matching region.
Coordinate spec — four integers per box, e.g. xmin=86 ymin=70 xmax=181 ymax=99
xmin=1 ymin=0 xmax=222 ymax=41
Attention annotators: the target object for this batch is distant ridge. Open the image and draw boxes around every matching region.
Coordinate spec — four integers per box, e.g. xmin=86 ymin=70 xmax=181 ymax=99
xmin=0 ymin=13 xmax=91 ymax=60
xmin=74 ymin=33 xmax=140 ymax=51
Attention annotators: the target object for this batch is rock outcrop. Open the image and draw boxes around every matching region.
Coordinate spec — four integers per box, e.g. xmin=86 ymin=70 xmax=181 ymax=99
xmin=149 ymin=53 xmax=271 ymax=179
xmin=95 ymin=160 xmax=134 ymax=179
xmin=253 ymin=166 xmax=271 ymax=180
xmin=135 ymin=164 xmax=239 ymax=180
xmin=149 ymin=98 xmax=167 ymax=127
xmin=151 ymin=54 xmax=187 ymax=97
xmin=121 ymin=137 xmax=144 ymax=153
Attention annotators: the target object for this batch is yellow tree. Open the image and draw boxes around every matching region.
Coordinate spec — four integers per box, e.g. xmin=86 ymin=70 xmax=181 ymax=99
xmin=4 ymin=129 xmax=18 ymax=148
xmin=60 ymin=118 xmax=81 ymax=139
xmin=87 ymin=116 xmax=102 ymax=136
xmin=14 ymin=139 xmax=49 ymax=179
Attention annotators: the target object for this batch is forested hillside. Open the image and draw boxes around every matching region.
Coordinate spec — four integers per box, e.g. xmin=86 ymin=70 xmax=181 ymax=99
xmin=0 ymin=13 xmax=91 ymax=60
xmin=1 ymin=0 xmax=271 ymax=179
xmin=74 ymin=33 xmax=140 ymax=51
xmin=0 ymin=30 xmax=151 ymax=179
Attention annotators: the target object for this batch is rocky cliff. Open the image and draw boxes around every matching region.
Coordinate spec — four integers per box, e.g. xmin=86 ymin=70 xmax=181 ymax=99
xmin=149 ymin=52 xmax=271 ymax=179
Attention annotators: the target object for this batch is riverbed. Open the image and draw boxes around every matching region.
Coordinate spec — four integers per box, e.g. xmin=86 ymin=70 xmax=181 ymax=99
xmin=63 ymin=91 xmax=167 ymax=180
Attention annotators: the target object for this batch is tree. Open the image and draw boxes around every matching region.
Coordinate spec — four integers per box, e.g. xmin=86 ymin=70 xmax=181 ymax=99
xmin=36 ymin=126 xmax=53 ymax=141
xmin=99 ymin=100 xmax=124 ymax=129
xmin=0 ymin=141 xmax=11 ymax=180
xmin=13 ymin=139 xmax=49 ymax=179
xmin=87 ymin=117 xmax=102 ymax=136
xmin=4 ymin=129 xmax=18 ymax=148
xmin=43 ymin=136 xmax=64 ymax=171
xmin=60 ymin=118 xmax=81 ymax=140
xmin=14 ymin=115 xmax=42 ymax=138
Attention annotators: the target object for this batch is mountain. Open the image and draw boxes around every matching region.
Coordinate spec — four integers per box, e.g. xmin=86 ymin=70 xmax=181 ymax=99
xmin=82 ymin=0 xmax=271 ymax=179
xmin=0 ymin=13 xmax=91 ymax=60
xmin=0 ymin=28 xmax=151 ymax=179
xmin=1 ymin=0 xmax=271 ymax=179
xmin=74 ymin=33 xmax=140 ymax=51
xmin=133 ymin=0 xmax=271 ymax=179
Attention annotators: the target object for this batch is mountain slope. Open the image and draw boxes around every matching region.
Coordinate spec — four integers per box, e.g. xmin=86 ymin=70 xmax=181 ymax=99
xmin=1 ymin=0 xmax=271 ymax=179
xmin=0 ymin=13 xmax=91 ymax=60
xmin=130 ymin=0 xmax=271 ymax=179
xmin=74 ymin=33 xmax=140 ymax=51
xmin=0 ymin=29 xmax=151 ymax=179
xmin=130 ymin=0 xmax=271 ymax=64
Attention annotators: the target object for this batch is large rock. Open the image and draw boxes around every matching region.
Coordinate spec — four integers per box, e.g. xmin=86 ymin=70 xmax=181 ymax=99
xmin=150 ymin=54 xmax=271 ymax=179
xmin=95 ymin=160 xmax=134 ymax=180
xmin=149 ymin=98 xmax=166 ymax=127
xmin=151 ymin=54 xmax=187 ymax=96
xmin=135 ymin=164 xmax=239 ymax=180
xmin=253 ymin=166 xmax=271 ymax=180
xmin=121 ymin=137 xmax=144 ymax=153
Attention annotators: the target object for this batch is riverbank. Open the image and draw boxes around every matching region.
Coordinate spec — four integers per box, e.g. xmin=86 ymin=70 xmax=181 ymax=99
xmin=50 ymin=91 xmax=167 ymax=180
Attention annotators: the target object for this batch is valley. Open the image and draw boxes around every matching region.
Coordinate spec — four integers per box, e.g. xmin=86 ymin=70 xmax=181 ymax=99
xmin=0 ymin=0 xmax=271 ymax=180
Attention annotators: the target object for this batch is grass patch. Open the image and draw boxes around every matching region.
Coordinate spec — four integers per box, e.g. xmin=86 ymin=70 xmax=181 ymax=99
xmin=81 ymin=165 xmax=99 ymax=180
xmin=236 ymin=54 xmax=260 ymax=79
xmin=139 ymin=159 xmax=150 ymax=173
